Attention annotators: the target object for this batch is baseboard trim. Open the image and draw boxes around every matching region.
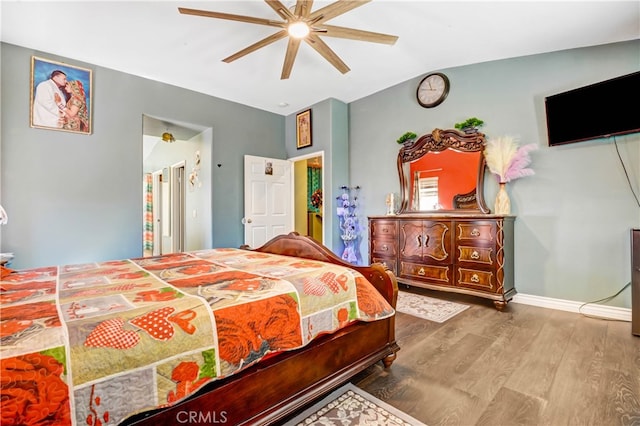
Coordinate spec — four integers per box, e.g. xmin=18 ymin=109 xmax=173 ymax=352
xmin=512 ymin=293 xmax=631 ymax=322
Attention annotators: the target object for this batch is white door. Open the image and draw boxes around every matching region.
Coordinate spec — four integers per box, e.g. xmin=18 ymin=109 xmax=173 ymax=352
xmin=243 ymin=155 xmax=293 ymax=248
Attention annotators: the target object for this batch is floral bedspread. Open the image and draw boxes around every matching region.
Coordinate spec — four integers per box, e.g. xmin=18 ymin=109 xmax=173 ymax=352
xmin=0 ymin=248 xmax=394 ymax=425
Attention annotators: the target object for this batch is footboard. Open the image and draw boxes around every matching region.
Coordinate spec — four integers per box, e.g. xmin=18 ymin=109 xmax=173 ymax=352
xmin=125 ymin=234 xmax=400 ymax=425
xmin=127 ymin=317 xmax=398 ymax=425
xmin=246 ymin=232 xmax=399 ymax=307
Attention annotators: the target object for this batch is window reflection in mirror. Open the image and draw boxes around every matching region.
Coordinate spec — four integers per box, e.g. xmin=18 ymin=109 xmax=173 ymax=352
xmin=414 ymin=174 xmax=439 ymax=210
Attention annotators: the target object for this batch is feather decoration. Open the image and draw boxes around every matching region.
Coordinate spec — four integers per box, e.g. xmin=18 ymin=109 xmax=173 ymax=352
xmin=483 ymin=136 xmax=537 ymax=183
xmin=483 ymin=136 xmax=517 ymax=183
xmin=504 ymin=143 xmax=538 ymax=182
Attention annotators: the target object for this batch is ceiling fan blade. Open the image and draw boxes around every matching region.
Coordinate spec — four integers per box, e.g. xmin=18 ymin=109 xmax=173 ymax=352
xmin=281 ymin=38 xmax=302 ymax=79
xmin=294 ymin=0 xmax=313 ymax=18
xmin=178 ymin=7 xmax=284 ymax=28
xmin=264 ymin=0 xmax=296 ymax=21
xmin=223 ymin=30 xmax=288 ymax=63
xmin=305 ymin=33 xmax=350 ymax=74
xmin=320 ymin=24 xmax=398 ymax=45
xmin=309 ymin=0 xmax=371 ymax=24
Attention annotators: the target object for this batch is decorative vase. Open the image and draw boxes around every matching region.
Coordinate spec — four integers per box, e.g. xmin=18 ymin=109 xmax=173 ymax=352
xmin=494 ymin=182 xmax=511 ymax=215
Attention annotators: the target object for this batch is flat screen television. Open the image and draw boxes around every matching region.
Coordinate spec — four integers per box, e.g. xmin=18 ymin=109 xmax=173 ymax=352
xmin=544 ymin=71 xmax=640 ymax=146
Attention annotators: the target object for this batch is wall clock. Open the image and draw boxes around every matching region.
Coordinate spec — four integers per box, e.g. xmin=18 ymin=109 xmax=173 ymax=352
xmin=416 ymin=72 xmax=450 ymax=108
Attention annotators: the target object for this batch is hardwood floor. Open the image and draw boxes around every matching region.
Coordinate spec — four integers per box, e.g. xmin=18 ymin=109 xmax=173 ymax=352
xmin=351 ymin=286 xmax=640 ymax=426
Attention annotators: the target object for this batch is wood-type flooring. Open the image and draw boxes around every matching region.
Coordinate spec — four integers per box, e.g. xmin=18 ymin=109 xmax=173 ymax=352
xmin=349 ymin=287 xmax=640 ymax=426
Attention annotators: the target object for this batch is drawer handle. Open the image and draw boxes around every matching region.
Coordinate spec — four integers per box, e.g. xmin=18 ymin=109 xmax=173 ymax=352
xmin=382 ymin=244 xmax=388 ymax=251
xmin=470 ymin=228 xmax=480 ymax=237
xmin=471 ymin=250 xmax=480 ymax=259
xmin=418 ymin=267 xmax=426 ymax=276
xmin=470 ymin=273 xmax=480 ymax=283
xmin=417 ymin=235 xmax=422 ymax=247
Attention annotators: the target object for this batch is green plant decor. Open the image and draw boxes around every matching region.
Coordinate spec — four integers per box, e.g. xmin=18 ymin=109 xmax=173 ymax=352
xmin=397 ymin=131 xmax=418 ymax=144
xmin=454 ymin=117 xmax=485 ymax=130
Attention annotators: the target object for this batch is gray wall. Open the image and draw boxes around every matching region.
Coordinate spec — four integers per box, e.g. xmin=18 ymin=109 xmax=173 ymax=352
xmin=1 ymin=42 xmax=285 ymax=269
xmin=349 ymin=40 xmax=640 ymax=308
xmin=285 ymin=98 xmax=350 ymax=256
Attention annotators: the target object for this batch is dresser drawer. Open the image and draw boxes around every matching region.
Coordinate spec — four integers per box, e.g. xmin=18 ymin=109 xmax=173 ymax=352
xmin=457 ymin=245 xmax=493 ymax=266
xmin=456 ymin=267 xmax=495 ymax=291
xmin=400 ymin=261 xmax=452 ymax=284
xmin=371 ymin=220 xmax=398 ymax=239
xmin=456 ymin=222 xmax=495 ymax=243
xmin=371 ymin=239 xmax=397 ymax=257
xmin=372 ymin=256 xmax=397 ymax=276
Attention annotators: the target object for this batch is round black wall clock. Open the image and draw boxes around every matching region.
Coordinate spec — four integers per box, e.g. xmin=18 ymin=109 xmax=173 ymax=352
xmin=416 ymin=72 xmax=450 ymax=108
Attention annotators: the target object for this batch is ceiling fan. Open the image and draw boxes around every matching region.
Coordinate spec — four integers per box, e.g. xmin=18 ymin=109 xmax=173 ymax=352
xmin=178 ymin=0 xmax=398 ymax=79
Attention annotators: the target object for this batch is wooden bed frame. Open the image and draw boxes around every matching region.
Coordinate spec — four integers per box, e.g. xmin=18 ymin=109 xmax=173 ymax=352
xmin=124 ymin=232 xmax=399 ymax=426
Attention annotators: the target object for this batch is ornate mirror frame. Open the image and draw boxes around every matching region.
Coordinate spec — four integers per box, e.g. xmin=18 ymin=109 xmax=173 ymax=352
xmin=397 ymin=128 xmax=490 ymax=214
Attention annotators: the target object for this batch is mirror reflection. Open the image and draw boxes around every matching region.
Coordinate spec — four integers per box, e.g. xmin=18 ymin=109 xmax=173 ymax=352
xmin=406 ymin=150 xmax=481 ymax=210
xmin=142 ymin=115 xmax=212 ymax=256
xmin=397 ymin=128 xmax=489 ymax=214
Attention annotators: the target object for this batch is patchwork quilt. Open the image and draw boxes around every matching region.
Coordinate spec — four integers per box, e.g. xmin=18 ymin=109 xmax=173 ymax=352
xmin=0 ymin=248 xmax=394 ymax=425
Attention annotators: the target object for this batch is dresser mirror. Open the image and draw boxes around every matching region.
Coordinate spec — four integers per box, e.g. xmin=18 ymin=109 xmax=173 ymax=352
xmin=397 ymin=128 xmax=490 ymax=214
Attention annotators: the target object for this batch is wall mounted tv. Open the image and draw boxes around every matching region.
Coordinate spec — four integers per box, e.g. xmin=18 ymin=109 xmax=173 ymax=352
xmin=545 ymin=71 xmax=640 ymax=146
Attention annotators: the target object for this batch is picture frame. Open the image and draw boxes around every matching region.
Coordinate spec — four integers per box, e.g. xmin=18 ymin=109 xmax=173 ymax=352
xmin=296 ymin=109 xmax=312 ymax=149
xmin=30 ymin=56 xmax=93 ymax=134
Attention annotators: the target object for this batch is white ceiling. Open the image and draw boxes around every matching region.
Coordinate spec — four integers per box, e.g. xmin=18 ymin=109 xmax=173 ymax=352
xmin=2 ymin=1 xmax=639 ymax=116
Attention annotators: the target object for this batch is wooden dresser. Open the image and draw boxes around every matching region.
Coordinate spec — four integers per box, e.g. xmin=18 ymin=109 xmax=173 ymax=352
xmin=369 ymin=214 xmax=515 ymax=309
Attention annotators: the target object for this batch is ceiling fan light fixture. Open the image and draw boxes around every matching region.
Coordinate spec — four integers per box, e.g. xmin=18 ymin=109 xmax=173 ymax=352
xmin=162 ymin=132 xmax=176 ymax=143
xmin=179 ymin=1 xmax=399 ymax=79
xmin=288 ymin=21 xmax=310 ymax=38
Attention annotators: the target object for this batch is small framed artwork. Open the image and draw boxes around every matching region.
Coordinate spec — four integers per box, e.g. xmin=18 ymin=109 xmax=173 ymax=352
xmin=30 ymin=56 xmax=93 ymax=134
xmin=296 ymin=109 xmax=312 ymax=149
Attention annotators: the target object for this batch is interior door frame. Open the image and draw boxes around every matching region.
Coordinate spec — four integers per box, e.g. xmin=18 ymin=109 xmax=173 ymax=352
xmin=289 ymin=150 xmax=325 ymax=245
xmin=170 ymin=160 xmax=186 ymax=253
xmin=151 ymin=169 xmax=163 ymax=256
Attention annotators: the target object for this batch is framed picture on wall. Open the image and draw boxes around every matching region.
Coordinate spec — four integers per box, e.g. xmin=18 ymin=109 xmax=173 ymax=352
xmin=30 ymin=56 xmax=93 ymax=134
xmin=296 ymin=109 xmax=312 ymax=149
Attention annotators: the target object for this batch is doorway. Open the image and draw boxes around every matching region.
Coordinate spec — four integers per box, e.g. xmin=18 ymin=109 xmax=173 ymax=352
xmin=142 ymin=114 xmax=211 ymax=256
xmin=171 ymin=161 xmax=186 ymax=253
xmin=292 ymin=153 xmax=324 ymax=244
xmin=242 ymin=152 xmax=325 ymax=247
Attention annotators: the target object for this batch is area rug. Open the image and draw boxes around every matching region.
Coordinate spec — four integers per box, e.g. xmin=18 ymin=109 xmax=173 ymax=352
xmin=395 ymin=291 xmax=469 ymax=323
xmin=285 ymin=383 xmax=426 ymax=426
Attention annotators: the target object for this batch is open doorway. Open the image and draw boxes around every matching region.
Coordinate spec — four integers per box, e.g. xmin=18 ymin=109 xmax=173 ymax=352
xmin=241 ymin=152 xmax=325 ymax=247
xmin=142 ymin=115 xmax=211 ymax=256
xmin=292 ymin=153 xmax=324 ymax=243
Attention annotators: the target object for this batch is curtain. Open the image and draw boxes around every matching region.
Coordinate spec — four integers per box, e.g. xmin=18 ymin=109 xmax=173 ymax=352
xmin=143 ymin=173 xmax=154 ymax=257
xmin=307 ymin=166 xmax=322 ymax=212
